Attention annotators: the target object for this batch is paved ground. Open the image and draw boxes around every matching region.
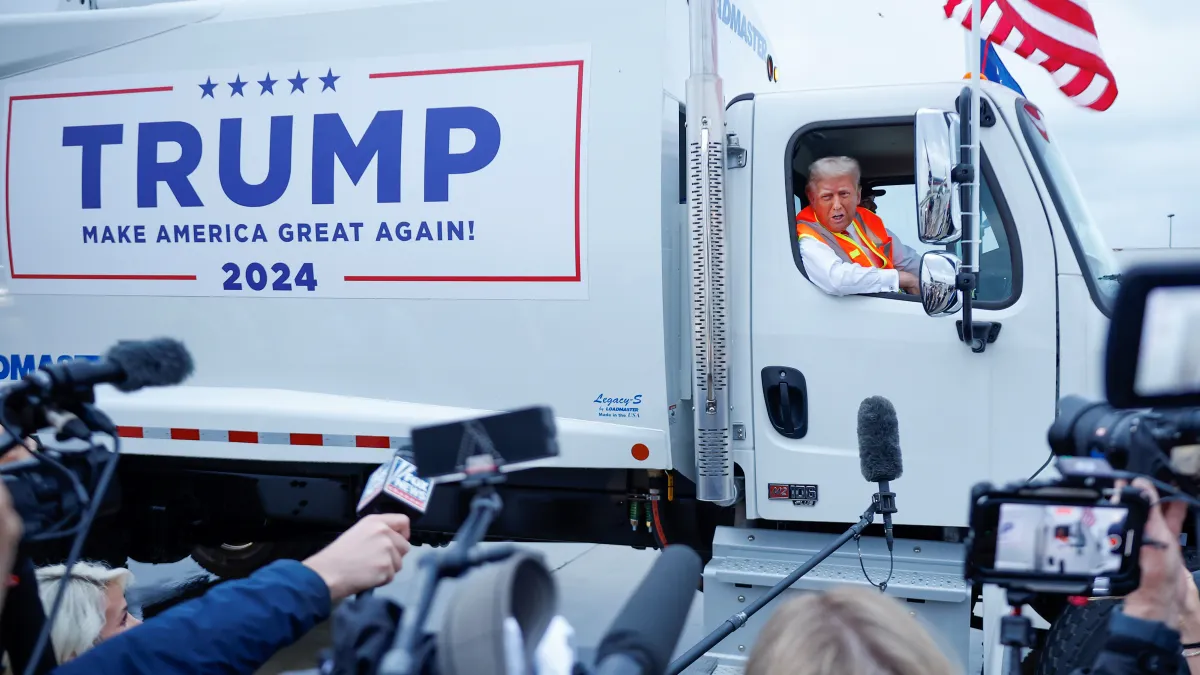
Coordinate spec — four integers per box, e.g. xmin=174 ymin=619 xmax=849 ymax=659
xmin=125 ymin=543 xmax=985 ymax=674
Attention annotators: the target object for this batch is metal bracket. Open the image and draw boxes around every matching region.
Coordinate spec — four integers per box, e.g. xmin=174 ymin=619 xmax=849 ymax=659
xmin=956 ymin=320 xmax=1002 ymax=354
xmin=732 ymin=423 xmax=746 ymax=441
xmin=726 ymin=133 xmax=747 ymax=169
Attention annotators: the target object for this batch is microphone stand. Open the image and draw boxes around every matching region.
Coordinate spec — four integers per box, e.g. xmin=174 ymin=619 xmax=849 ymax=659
xmin=376 ymin=458 xmax=518 ymax=675
xmin=666 ymin=497 xmax=889 ymax=675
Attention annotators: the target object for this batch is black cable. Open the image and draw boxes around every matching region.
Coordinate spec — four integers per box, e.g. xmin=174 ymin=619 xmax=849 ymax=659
xmin=854 ymin=534 xmax=894 ymax=592
xmin=22 ymin=431 xmax=121 ymax=675
xmin=1024 ymin=452 xmax=1055 ymax=484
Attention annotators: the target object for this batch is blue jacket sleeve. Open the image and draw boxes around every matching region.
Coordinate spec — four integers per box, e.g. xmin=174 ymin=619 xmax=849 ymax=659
xmin=53 ymin=559 xmax=332 ymax=675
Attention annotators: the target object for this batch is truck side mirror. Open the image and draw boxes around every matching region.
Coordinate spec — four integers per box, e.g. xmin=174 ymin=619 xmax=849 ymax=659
xmin=914 ymin=109 xmax=962 ymax=245
xmin=919 ymin=251 xmax=964 ymax=317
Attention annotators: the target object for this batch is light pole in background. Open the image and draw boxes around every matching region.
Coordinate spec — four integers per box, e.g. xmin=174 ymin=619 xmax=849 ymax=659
xmin=1169 ymin=213 xmax=1176 ymax=248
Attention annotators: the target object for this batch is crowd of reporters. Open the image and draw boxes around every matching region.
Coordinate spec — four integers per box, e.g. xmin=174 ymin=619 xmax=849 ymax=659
xmin=1 ymin=446 xmax=1197 ymax=674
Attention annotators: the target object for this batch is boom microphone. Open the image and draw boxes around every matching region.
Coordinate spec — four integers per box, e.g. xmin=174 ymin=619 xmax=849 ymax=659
xmin=858 ymin=396 xmax=903 ymax=552
xmin=1 ymin=338 xmax=194 ymax=442
xmin=594 ymin=545 xmax=702 ymax=675
xmin=28 ymin=338 xmax=193 ymax=395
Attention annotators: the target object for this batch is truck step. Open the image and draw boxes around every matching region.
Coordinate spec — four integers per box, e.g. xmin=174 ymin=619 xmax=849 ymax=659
xmin=694 ymin=525 xmax=971 ymax=672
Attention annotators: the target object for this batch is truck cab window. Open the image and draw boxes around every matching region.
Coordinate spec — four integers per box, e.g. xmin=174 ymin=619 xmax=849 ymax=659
xmin=786 ymin=121 xmax=1021 ymax=308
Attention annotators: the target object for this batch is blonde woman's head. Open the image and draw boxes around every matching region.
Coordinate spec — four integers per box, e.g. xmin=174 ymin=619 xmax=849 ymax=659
xmin=35 ymin=561 xmax=140 ymax=663
xmin=745 ymin=586 xmax=959 ymax=675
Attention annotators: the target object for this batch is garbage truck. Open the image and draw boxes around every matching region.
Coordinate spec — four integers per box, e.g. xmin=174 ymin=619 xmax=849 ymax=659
xmin=0 ymin=0 xmax=1140 ymax=672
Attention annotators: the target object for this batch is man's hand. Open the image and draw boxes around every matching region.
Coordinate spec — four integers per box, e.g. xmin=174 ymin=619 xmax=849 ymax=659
xmin=1120 ymin=478 xmax=1189 ymax=628
xmin=303 ymin=514 xmax=412 ymax=603
xmin=898 ymin=270 xmax=920 ymax=295
xmin=0 ymin=480 xmax=23 ymax=613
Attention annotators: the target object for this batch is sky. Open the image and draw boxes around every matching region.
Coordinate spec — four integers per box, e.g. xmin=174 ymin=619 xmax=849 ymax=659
xmin=753 ymin=0 xmax=1200 ymax=251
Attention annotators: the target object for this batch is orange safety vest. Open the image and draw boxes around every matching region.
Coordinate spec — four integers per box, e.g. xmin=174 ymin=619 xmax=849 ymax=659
xmin=795 ymin=206 xmax=895 ymax=270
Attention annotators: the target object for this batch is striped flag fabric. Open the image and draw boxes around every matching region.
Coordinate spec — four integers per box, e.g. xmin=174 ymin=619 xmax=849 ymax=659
xmin=944 ymin=0 xmax=1118 ymax=111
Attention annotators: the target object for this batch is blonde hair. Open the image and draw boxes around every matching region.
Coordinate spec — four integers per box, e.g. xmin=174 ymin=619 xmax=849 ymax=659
xmin=807 ymin=156 xmax=861 ymax=188
xmin=34 ymin=561 xmax=135 ymax=663
xmin=745 ymin=586 xmax=960 ymax=675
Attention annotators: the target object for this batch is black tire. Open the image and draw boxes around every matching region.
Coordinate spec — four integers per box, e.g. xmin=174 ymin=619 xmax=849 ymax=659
xmin=1034 ymin=599 xmax=1119 ymax=675
xmin=191 ymin=540 xmax=325 ymax=579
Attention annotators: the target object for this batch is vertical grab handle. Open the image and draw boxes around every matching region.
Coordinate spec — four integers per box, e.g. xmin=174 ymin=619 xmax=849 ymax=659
xmin=778 ymin=382 xmax=794 ymax=435
xmin=761 ymin=367 xmax=809 ymax=440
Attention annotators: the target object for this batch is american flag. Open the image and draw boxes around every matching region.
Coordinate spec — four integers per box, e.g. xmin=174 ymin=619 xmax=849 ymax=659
xmin=1081 ymin=507 xmax=1096 ymax=528
xmin=944 ymin=0 xmax=1118 ymax=111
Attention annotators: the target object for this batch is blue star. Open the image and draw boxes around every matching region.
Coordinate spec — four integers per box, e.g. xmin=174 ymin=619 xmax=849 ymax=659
xmin=288 ymin=70 xmax=308 ymax=94
xmin=318 ymin=68 xmax=340 ymax=92
xmin=258 ymin=72 xmax=277 ymax=95
xmin=228 ymin=74 xmax=247 ymax=97
xmin=198 ymin=76 xmax=218 ymax=99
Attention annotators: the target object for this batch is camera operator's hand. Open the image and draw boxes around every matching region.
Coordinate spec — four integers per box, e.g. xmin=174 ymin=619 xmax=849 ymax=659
xmin=0 ymin=437 xmax=36 ymax=466
xmin=1120 ymin=478 xmax=1190 ymax=629
xmin=303 ymin=514 xmax=412 ymax=602
xmin=1178 ymin=564 xmax=1200 ymax=647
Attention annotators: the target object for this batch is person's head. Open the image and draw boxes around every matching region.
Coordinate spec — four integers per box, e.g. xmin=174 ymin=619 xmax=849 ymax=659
xmin=745 ymin=586 xmax=959 ymax=675
xmin=35 ymin=561 xmax=140 ymax=663
xmin=805 ymin=156 xmax=862 ymax=232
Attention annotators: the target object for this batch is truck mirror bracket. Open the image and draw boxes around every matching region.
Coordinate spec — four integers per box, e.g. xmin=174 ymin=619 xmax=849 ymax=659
xmin=725 ymin=133 xmax=747 ymax=169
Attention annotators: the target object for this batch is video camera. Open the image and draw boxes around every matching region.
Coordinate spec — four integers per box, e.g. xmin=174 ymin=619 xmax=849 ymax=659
xmin=0 ymin=338 xmax=194 ymax=675
xmin=962 ymin=262 xmax=1200 ymax=674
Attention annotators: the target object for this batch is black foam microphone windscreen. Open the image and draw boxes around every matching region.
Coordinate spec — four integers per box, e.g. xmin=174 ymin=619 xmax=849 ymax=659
xmin=857 ymin=396 xmax=903 ymax=483
xmin=105 ymin=338 xmax=194 ymax=391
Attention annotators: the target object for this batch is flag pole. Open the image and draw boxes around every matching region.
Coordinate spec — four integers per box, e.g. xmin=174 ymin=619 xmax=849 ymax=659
xmin=968 ymin=0 xmax=982 ymax=274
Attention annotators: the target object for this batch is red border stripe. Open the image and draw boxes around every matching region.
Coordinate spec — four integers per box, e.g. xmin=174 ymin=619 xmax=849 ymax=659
xmin=228 ymin=430 xmax=258 ymax=444
xmin=356 ymin=435 xmax=390 ymax=448
xmin=116 ymin=426 xmax=144 ymax=438
xmin=347 ymin=60 xmax=584 ymax=284
xmin=170 ymin=428 xmax=200 ymax=441
xmin=5 ymin=85 xmax=197 ymax=281
xmin=290 ymin=433 xmax=324 ymax=446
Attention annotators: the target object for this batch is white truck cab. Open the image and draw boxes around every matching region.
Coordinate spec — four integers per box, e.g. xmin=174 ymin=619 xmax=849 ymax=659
xmin=0 ymin=0 xmax=1132 ymax=672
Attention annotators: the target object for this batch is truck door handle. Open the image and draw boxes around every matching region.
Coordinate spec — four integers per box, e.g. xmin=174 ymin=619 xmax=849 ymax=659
xmin=761 ymin=367 xmax=808 ymax=440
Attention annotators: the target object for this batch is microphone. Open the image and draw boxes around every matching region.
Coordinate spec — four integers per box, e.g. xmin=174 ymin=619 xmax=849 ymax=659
xmin=356 ymin=446 xmax=433 ymax=522
xmin=1 ymin=338 xmax=194 ymax=440
xmin=26 ymin=338 xmax=194 ymax=395
xmin=857 ymin=396 xmax=903 ymax=553
xmin=594 ymin=545 xmax=702 ymax=675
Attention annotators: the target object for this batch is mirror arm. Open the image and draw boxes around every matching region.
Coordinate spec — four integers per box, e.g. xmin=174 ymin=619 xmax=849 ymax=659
xmin=954 ymin=86 xmax=982 ymax=353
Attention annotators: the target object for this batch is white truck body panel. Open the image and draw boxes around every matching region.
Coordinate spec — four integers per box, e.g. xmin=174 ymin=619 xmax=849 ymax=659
xmin=0 ymin=0 xmax=778 ymax=472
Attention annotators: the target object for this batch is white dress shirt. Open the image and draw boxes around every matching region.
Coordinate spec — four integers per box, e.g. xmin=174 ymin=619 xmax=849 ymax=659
xmin=799 ymin=225 xmax=920 ymax=297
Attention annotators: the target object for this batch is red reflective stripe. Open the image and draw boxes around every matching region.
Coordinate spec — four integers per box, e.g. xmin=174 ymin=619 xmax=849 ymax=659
xmin=114 ymin=427 xmax=400 ymax=448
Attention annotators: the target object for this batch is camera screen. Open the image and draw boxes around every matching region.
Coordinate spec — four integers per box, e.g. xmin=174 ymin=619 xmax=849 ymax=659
xmin=1135 ymin=285 xmax=1200 ymax=398
xmin=993 ymin=503 xmax=1131 ymax=576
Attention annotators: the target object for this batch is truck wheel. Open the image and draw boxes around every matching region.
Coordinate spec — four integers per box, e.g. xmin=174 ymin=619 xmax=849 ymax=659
xmin=1033 ymin=599 xmax=1117 ymax=675
xmin=191 ymin=541 xmax=324 ymax=579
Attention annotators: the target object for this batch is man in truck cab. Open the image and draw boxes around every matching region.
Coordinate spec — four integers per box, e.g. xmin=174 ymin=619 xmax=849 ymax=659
xmin=796 ymin=156 xmax=921 ymax=296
